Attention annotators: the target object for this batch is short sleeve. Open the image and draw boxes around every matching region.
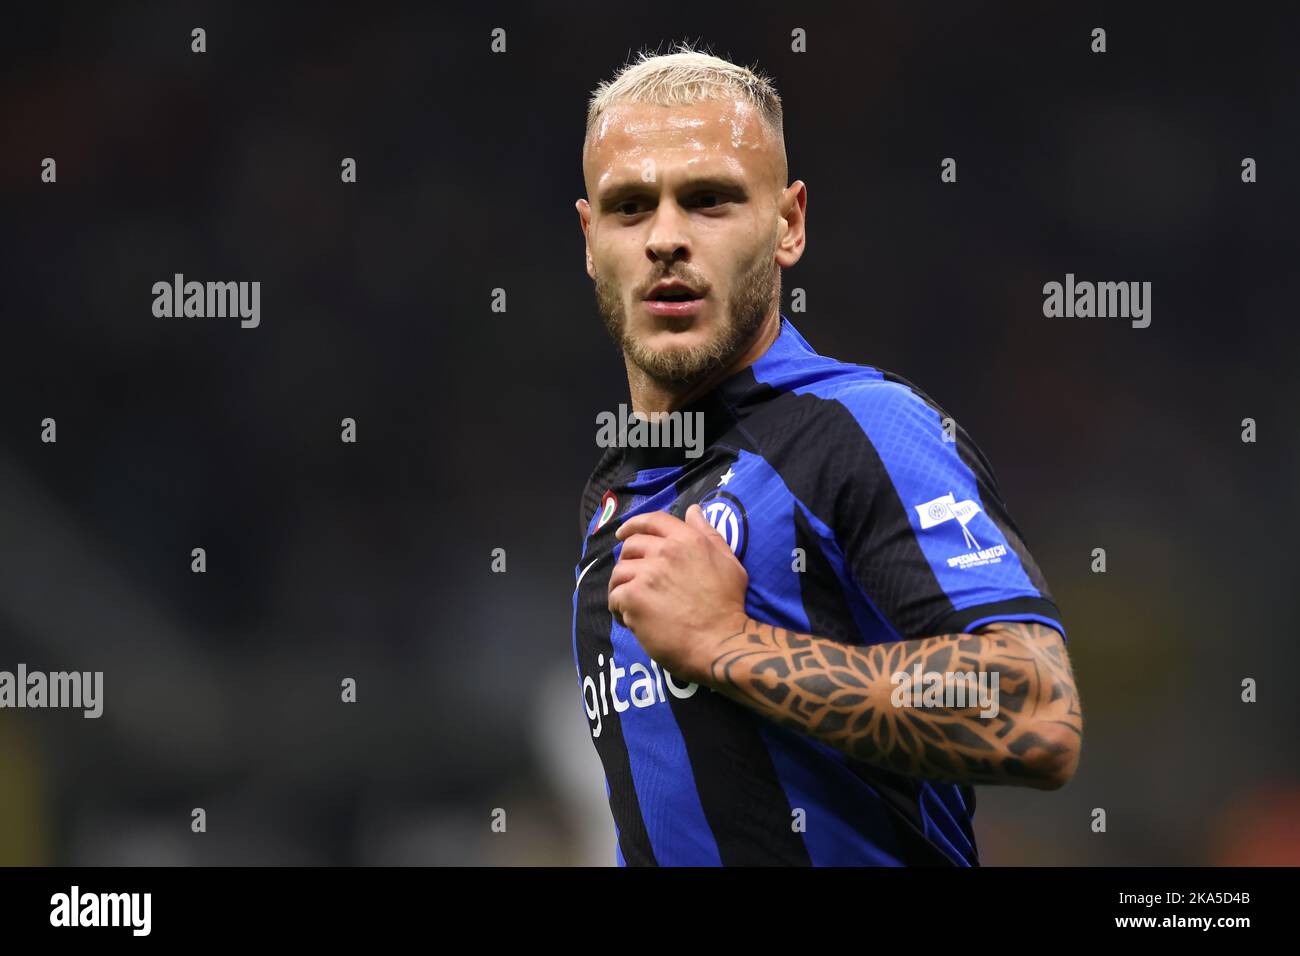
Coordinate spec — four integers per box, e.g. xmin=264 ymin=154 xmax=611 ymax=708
xmin=829 ymin=380 xmax=1065 ymax=642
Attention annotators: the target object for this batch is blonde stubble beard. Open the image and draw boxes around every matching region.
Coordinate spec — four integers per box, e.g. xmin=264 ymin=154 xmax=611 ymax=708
xmin=594 ymin=232 xmax=781 ymax=387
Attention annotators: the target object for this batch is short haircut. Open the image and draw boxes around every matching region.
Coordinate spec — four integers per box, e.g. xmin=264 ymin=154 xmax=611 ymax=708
xmin=584 ymin=40 xmax=786 ymax=181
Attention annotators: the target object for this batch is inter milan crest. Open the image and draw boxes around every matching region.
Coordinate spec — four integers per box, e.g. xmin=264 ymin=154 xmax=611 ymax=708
xmin=697 ymin=490 xmax=748 ymax=560
xmin=594 ymin=490 xmax=618 ymax=532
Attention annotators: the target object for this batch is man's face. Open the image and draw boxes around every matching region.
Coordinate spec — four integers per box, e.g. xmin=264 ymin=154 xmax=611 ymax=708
xmin=577 ymin=97 xmax=796 ymax=385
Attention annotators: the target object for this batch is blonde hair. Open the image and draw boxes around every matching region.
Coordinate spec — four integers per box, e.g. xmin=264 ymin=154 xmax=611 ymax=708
xmin=584 ymin=41 xmax=786 ymax=175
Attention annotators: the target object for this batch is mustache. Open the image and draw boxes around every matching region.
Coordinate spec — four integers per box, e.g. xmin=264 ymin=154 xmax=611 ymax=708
xmin=640 ymin=271 xmax=708 ymax=297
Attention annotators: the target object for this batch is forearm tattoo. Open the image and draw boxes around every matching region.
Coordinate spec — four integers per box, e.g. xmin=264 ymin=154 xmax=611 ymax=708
xmin=707 ymin=619 xmax=1083 ymax=788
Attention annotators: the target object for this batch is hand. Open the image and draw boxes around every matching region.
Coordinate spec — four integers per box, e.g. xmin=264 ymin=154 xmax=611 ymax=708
xmin=608 ymin=504 xmax=750 ymax=687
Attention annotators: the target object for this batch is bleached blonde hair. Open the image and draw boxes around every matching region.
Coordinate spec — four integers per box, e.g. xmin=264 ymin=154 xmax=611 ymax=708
xmin=584 ymin=41 xmax=786 ymax=180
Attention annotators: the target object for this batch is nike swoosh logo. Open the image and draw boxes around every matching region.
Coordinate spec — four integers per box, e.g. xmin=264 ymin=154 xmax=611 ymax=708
xmin=574 ymin=558 xmax=599 ymax=594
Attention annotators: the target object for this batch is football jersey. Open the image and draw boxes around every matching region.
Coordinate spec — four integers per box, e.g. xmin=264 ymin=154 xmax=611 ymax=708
xmin=572 ymin=315 xmax=1064 ymax=865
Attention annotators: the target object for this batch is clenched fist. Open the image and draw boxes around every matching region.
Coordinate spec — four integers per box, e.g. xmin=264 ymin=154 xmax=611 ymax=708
xmin=608 ymin=503 xmax=751 ymax=687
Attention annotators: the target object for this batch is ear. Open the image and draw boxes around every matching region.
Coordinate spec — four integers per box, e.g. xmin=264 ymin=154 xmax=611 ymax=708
xmin=576 ymin=198 xmax=595 ymax=279
xmin=775 ymin=180 xmax=807 ymax=269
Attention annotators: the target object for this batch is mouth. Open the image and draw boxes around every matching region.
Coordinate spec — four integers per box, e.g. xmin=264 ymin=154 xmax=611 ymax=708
xmin=643 ymin=283 xmax=705 ymax=319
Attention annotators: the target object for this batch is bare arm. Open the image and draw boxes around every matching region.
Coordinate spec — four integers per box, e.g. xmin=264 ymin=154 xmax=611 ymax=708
xmin=703 ymin=618 xmax=1082 ymax=790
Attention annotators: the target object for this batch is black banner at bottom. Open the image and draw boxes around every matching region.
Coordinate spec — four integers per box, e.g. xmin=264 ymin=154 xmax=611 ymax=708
xmin=0 ymin=866 xmax=1286 ymax=941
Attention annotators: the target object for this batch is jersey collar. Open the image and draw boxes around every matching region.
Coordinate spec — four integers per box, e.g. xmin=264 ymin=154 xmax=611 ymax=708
xmin=610 ymin=313 xmax=812 ymax=473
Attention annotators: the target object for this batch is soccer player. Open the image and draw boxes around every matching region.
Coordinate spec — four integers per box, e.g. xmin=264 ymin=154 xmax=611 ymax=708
xmin=571 ymin=45 xmax=1082 ymax=866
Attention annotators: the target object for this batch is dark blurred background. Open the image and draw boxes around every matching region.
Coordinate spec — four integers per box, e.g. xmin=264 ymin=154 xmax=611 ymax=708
xmin=1 ymin=1 xmax=1297 ymax=865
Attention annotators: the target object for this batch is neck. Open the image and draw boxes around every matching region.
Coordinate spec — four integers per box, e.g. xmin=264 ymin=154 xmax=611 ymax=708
xmin=626 ymin=308 xmax=782 ymax=415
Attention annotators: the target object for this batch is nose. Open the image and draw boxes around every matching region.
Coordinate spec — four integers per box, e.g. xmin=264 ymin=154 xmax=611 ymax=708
xmin=645 ymin=201 xmax=690 ymax=266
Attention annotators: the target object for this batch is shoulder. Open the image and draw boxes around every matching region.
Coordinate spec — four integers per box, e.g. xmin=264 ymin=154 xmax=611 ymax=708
xmin=781 ymin=359 xmax=941 ymax=422
xmin=743 ymin=361 xmax=950 ymax=466
xmin=729 ymin=363 xmax=960 ymax=534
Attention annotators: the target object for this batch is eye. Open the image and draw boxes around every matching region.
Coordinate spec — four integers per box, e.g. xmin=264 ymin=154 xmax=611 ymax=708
xmin=615 ymin=199 xmax=647 ymax=216
xmin=693 ymin=192 xmax=733 ymax=211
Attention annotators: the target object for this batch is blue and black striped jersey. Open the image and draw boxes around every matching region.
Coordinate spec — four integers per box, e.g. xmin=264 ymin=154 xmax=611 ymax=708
xmin=572 ymin=315 xmax=1064 ymax=866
